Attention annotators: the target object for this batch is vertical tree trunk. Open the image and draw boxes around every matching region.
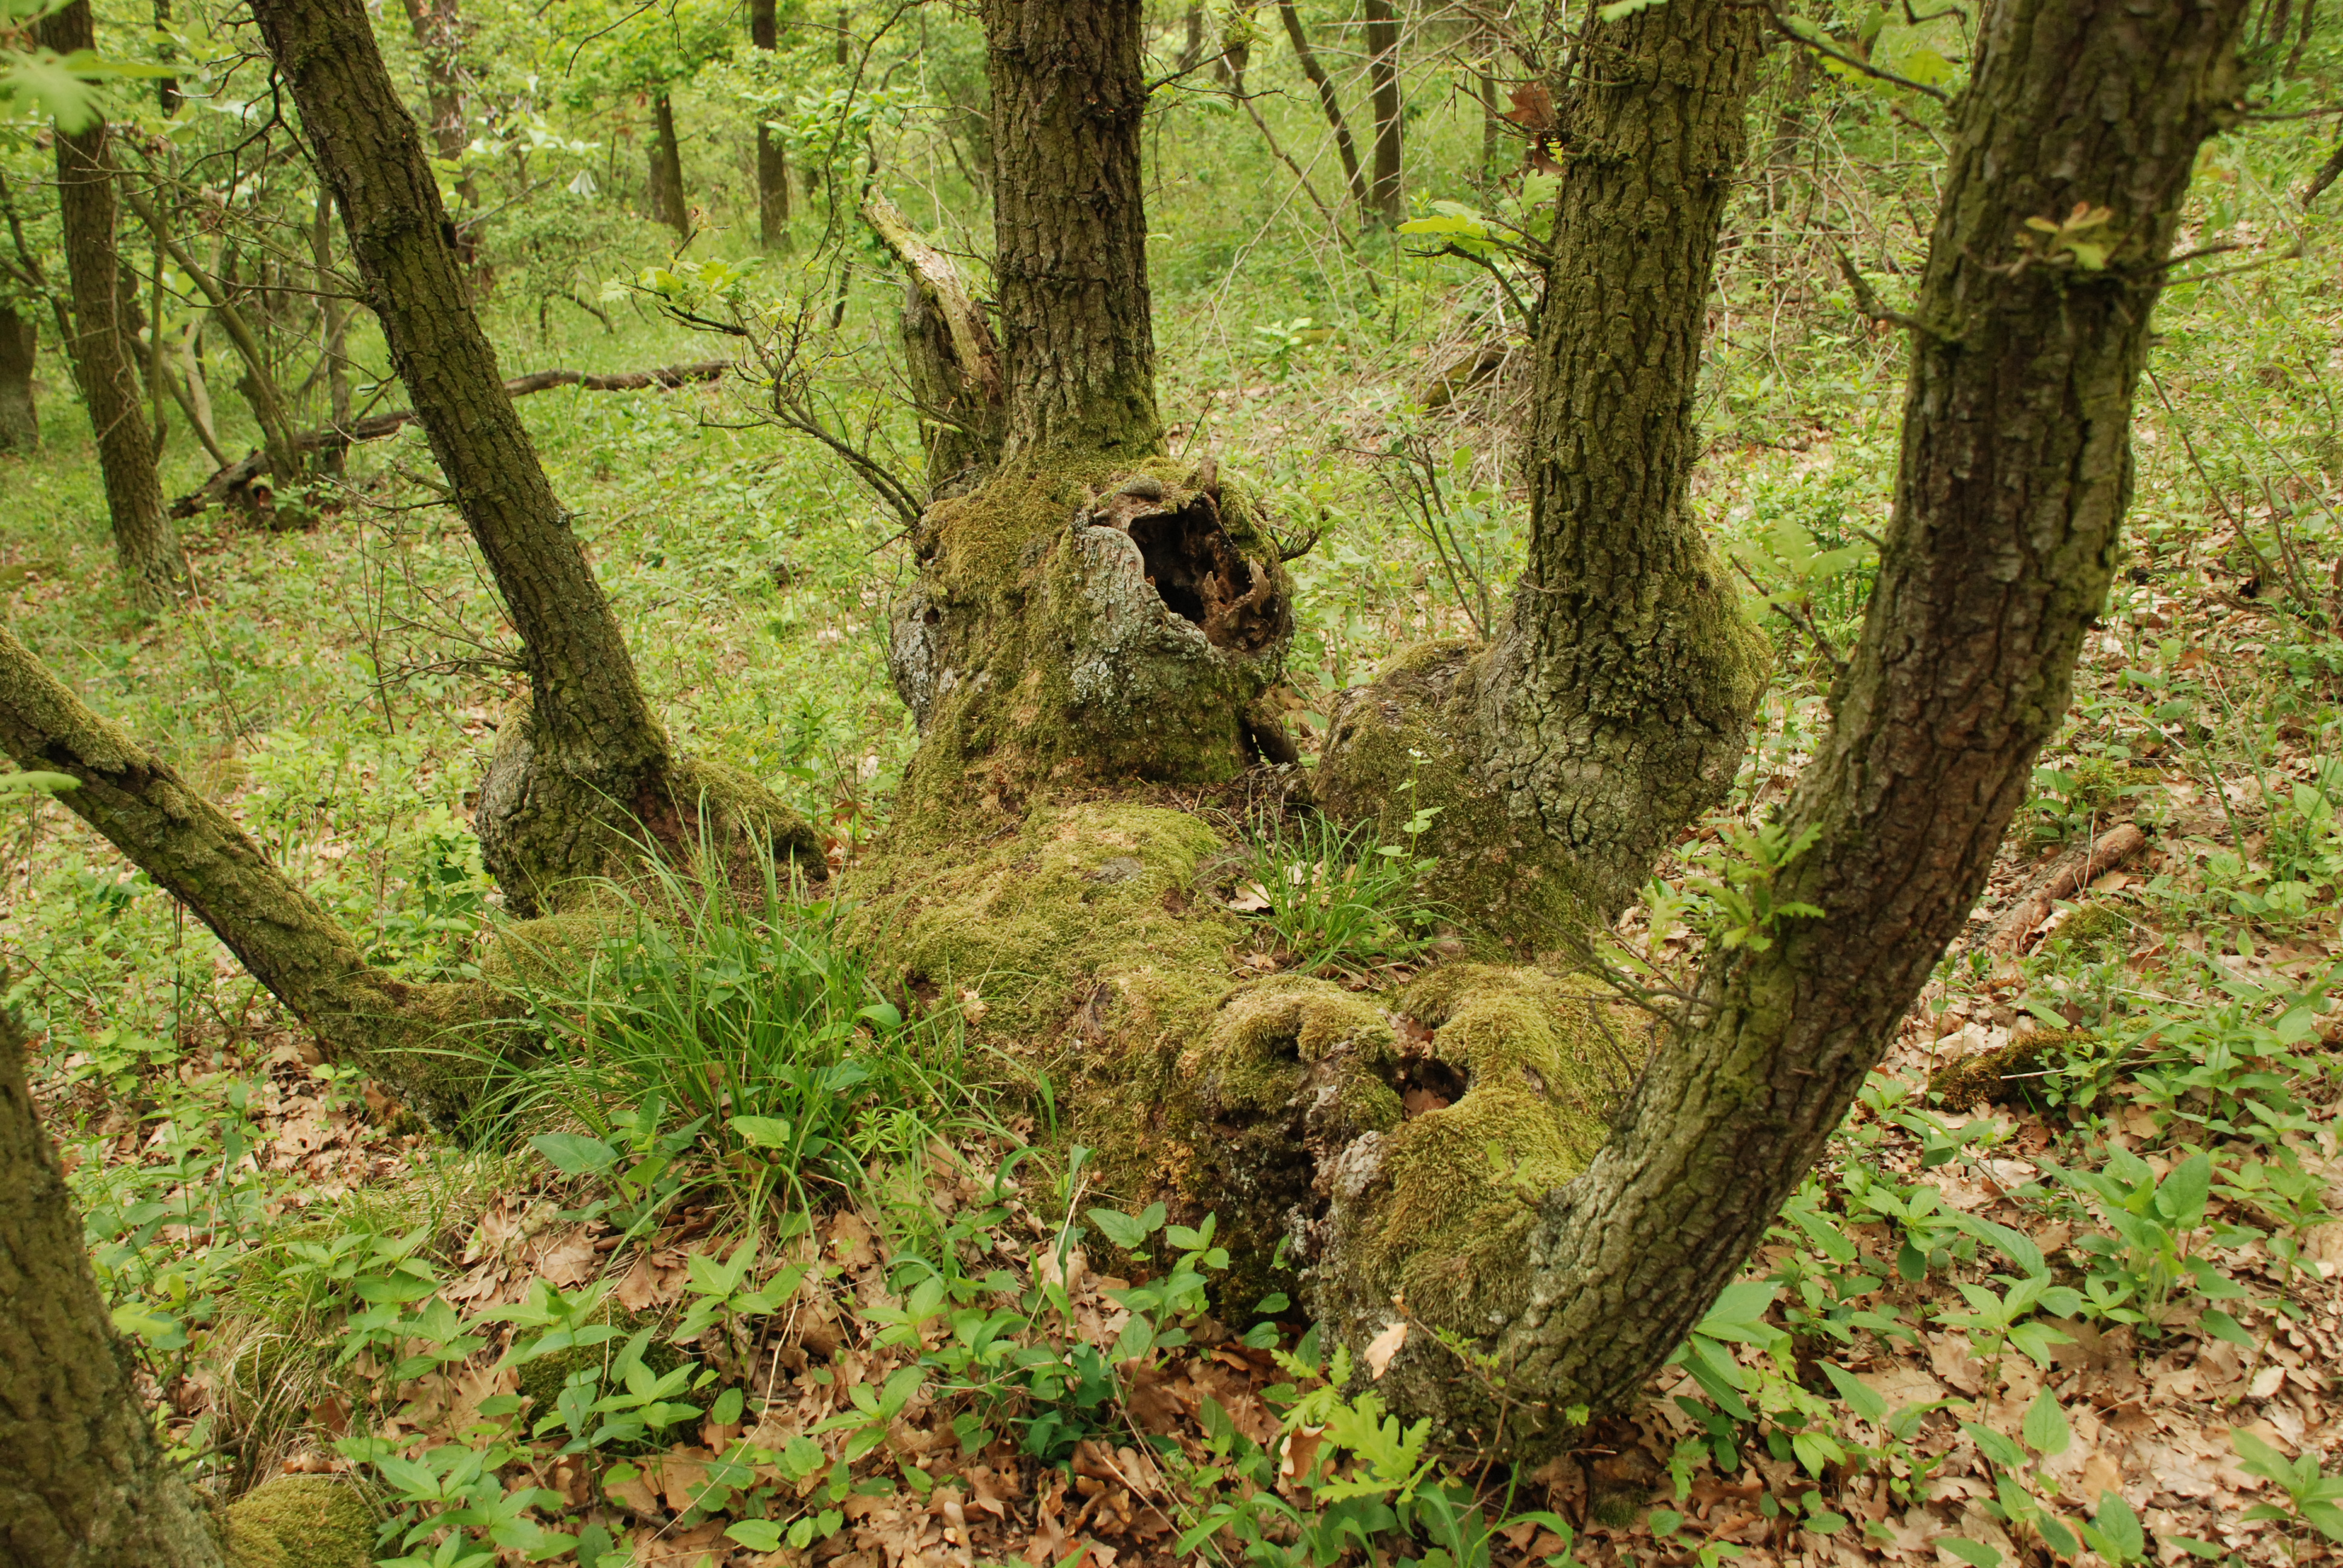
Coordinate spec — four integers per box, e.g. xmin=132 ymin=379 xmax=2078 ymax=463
xmin=0 ymin=1007 xmax=229 ymax=1568
xmin=0 ymin=305 xmax=37 ymax=452
xmin=647 ymin=93 xmax=689 ymax=233
xmin=1317 ymin=0 xmax=1768 ymax=947
xmin=37 ymin=2 xmax=188 ymax=612
xmin=310 ymin=186 xmax=350 ymax=472
xmin=1178 ymin=2 xmax=1204 ymax=68
xmin=152 ymin=0 xmax=180 ymax=114
xmin=981 ymin=0 xmax=1161 ymax=457
xmin=750 ymin=0 xmax=791 ymax=249
xmin=1363 ymin=0 xmax=1404 ymax=224
xmin=1316 ymin=0 xmax=2255 ymax=1447
xmin=1277 ymin=0 xmax=1371 ymax=212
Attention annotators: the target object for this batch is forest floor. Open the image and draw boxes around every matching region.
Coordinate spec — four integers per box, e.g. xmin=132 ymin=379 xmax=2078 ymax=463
xmin=4 ymin=90 xmax=2342 ymax=1568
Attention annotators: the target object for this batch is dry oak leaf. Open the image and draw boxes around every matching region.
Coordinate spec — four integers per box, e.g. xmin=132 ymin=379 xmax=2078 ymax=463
xmin=1363 ymin=1318 xmax=1409 ymax=1379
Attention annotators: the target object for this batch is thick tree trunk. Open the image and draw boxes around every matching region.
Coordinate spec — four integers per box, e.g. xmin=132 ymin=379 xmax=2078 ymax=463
xmin=0 ymin=627 xmax=483 ymax=1122
xmin=1277 ymin=0 xmax=1371 ymax=212
xmin=38 ymin=3 xmax=188 ymax=612
xmin=751 ymin=0 xmax=791 ymax=249
xmin=647 ymin=94 xmax=689 ymax=234
xmin=981 ymin=0 xmax=1161 ymax=457
xmin=0 ymin=305 xmax=36 ymax=451
xmin=0 ymin=1003 xmax=382 ymax=1567
xmin=1314 ymin=0 xmax=2253 ymax=1449
xmin=1363 ymin=0 xmax=1403 ymax=225
xmin=1317 ymin=0 xmax=1768 ymax=949
xmin=248 ymin=0 xmax=815 ymax=911
xmin=0 ymin=1005 xmax=228 ymax=1568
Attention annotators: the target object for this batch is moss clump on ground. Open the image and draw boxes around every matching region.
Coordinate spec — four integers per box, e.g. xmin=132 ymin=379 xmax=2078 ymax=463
xmin=1930 ymin=1027 xmax=2093 ymax=1111
xmin=843 ymin=800 xmax=1247 ymax=1202
xmin=884 ymin=454 xmax=1296 ymax=840
xmin=220 ymin=1475 xmax=378 ymax=1568
xmin=1311 ymin=642 xmax=1601 ymax=958
xmin=1307 ymin=965 xmax=1628 ymax=1344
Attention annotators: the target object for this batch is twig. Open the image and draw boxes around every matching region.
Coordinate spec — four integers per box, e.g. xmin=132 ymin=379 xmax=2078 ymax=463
xmin=1754 ymin=3 xmax=1953 ymax=104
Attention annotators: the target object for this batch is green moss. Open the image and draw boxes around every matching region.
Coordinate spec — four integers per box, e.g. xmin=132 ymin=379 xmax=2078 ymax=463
xmin=221 ymin=1476 xmax=378 ymax=1568
xmin=2047 ymin=903 xmax=2129 ymax=958
xmin=1316 ymin=965 xmax=1626 ymax=1337
xmin=1312 ymin=642 xmax=1602 ymax=955
xmin=887 ymin=454 xmax=1296 ymax=841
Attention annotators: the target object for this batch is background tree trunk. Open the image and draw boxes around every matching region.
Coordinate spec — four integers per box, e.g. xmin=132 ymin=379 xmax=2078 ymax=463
xmin=1317 ymin=0 xmax=2255 ymax=1449
xmin=1316 ymin=0 xmax=1768 ymax=949
xmin=750 ymin=0 xmax=791 ymax=248
xmin=0 ymin=305 xmax=37 ymax=451
xmin=647 ymin=93 xmax=689 ymax=233
xmin=1277 ymin=0 xmax=1371 ymax=213
xmin=38 ymin=1 xmax=188 ymax=612
xmin=1363 ymin=0 xmax=1403 ymax=225
xmin=981 ymin=0 xmax=1161 ymax=457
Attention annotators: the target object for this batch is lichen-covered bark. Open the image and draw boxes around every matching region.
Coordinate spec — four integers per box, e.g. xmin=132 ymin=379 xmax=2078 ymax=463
xmin=1316 ymin=0 xmax=1768 ymax=946
xmin=981 ymin=0 xmax=1161 ymax=458
xmin=1317 ymin=0 xmax=2252 ymax=1449
xmin=38 ymin=1 xmax=188 ymax=612
xmin=249 ymin=0 xmax=815 ymax=911
xmin=885 ymin=457 xmax=1293 ymax=832
xmin=0 ymin=626 xmax=484 ymax=1123
xmin=0 ymin=1004 xmax=226 ymax=1567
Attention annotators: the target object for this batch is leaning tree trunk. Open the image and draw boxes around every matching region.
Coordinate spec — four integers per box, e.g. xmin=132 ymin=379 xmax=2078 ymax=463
xmin=1362 ymin=0 xmax=1403 ymax=225
xmin=0 ymin=1002 xmax=379 ymax=1567
xmin=1277 ymin=0 xmax=1370 ymax=213
xmin=38 ymin=2 xmax=188 ymax=612
xmin=0 ymin=627 xmax=483 ymax=1123
xmin=0 ymin=304 xmax=36 ymax=451
xmin=750 ymin=0 xmax=791 ymax=248
xmin=647 ymin=94 xmax=689 ymax=234
xmin=1316 ymin=0 xmax=1768 ymax=952
xmin=1311 ymin=0 xmax=2255 ymax=1451
xmin=247 ymin=0 xmax=816 ymax=913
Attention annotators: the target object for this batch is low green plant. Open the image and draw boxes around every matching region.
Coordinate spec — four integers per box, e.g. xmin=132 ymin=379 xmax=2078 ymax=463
xmin=2230 ymin=1427 xmax=2343 ymax=1560
xmin=1234 ymin=808 xmax=1445 ymax=975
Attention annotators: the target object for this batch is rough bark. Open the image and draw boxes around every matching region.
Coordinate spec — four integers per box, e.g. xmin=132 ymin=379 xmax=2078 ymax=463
xmin=1363 ymin=0 xmax=1403 ymax=224
xmin=1277 ymin=0 xmax=1370 ymax=211
xmin=981 ymin=0 xmax=1161 ymax=457
xmin=863 ymin=192 xmax=1004 ymax=494
xmin=243 ymin=0 xmax=812 ymax=913
xmin=0 ymin=305 xmax=36 ymax=451
xmin=0 ymin=627 xmax=483 ymax=1123
xmin=38 ymin=2 xmax=188 ymax=612
xmin=1316 ymin=0 xmax=1769 ymax=949
xmin=398 ymin=0 xmax=469 ymax=163
xmin=750 ymin=0 xmax=791 ymax=247
xmin=0 ymin=1003 xmax=228 ymax=1568
xmin=647 ymin=94 xmax=689 ymax=234
xmin=1314 ymin=0 xmax=2253 ymax=1449
xmin=0 ymin=1000 xmax=383 ymax=1567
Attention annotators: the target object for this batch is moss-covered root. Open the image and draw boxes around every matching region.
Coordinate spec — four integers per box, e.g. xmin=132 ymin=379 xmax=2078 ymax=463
xmin=1311 ymin=641 xmax=1605 ymax=956
xmin=219 ymin=1477 xmax=377 ymax=1568
xmin=884 ymin=453 xmax=1295 ymax=840
xmin=1167 ymin=976 xmax=1403 ymax=1301
xmin=1299 ymin=965 xmax=1634 ymax=1434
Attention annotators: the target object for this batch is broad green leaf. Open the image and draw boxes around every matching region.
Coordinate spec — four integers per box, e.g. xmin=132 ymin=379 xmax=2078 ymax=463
xmin=2022 ymin=1387 xmax=2071 ymax=1459
xmin=529 ymin=1132 xmax=617 ymax=1175
xmin=729 ymin=1115 xmax=794 ymax=1149
xmin=1821 ymin=1362 xmax=1887 ymax=1424
xmin=1939 ymin=1540 xmax=2001 ymax=1568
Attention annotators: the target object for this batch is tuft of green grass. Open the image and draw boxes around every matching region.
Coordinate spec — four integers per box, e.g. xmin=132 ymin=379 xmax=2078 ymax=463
xmin=1233 ymin=809 xmax=1446 ymax=977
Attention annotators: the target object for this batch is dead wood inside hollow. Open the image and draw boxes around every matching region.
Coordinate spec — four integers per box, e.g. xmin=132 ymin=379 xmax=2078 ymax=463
xmin=1080 ymin=482 xmax=1283 ymax=653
